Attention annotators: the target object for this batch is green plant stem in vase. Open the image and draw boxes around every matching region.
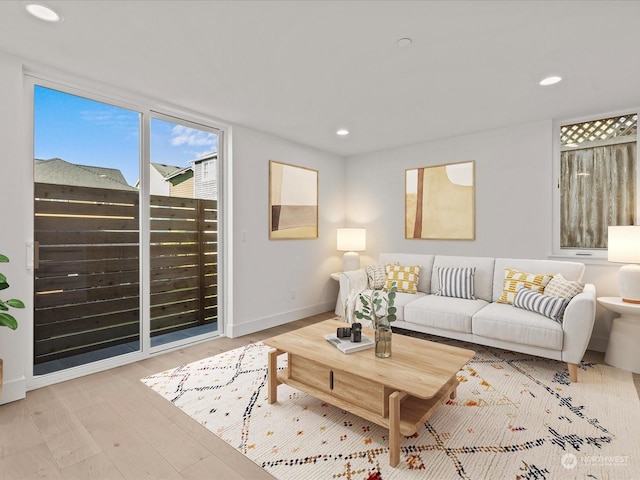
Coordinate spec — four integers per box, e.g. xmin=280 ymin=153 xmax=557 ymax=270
xmin=354 ymin=281 xmax=397 ymax=358
xmin=375 ymin=317 xmax=392 ymax=358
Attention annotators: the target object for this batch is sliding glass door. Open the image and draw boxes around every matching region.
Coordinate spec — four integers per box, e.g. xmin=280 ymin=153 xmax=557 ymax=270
xmin=148 ymin=116 xmax=220 ymax=349
xmin=33 ymin=85 xmax=142 ymax=375
xmin=32 ymin=82 xmax=221 ymax=376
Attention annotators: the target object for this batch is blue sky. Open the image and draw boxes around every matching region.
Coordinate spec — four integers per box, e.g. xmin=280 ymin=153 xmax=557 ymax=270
xmin=34 ymin=86 xmax=218 ymax=186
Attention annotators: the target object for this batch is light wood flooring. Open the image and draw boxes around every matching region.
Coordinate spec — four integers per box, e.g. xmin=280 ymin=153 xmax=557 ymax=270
xmin=0 ymin=311 xmax=638 ymax=480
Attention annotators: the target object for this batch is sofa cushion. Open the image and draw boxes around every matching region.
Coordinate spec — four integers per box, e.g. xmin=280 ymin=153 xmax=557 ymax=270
xmin=513 ymin=288 xmax=569 ymax=323
xmin=472 ymin=302 xmax=563 ymax=350
xmin=544 ymin=273 xmax=585 ymax=299
xmin=431 ymin=255 xmax=495 ymax=302
xmin=385 ymin=264 xmax=420 ymax=293
xmin=379 ymin=253 xmax=434 ymax=293
xmin=393 ymin=292 xmax=427 ymax=321
xmin=492 ymin=258 xmax=585 ymax=302
xmin=404 ymin=295 xmax=489 ymax=334
xmin=496 ymin=268 xmax=553 ymax=305
xmin=435 ymin=266 xmax=476 ymax=300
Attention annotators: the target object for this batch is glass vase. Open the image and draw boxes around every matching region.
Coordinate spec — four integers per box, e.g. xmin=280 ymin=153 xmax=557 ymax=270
xmin=375 ymin=319 xmax=392 ymax=358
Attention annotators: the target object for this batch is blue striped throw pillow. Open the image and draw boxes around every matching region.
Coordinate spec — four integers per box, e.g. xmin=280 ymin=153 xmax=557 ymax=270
xmin=513 ymin=287 xmax=570 ymax=323
xmin=435 ymin=267 xmax=476 ymax=300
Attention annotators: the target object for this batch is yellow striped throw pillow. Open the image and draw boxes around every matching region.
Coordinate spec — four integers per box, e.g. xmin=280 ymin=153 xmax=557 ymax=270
xmin=497 ymin=268 xmax=553 ymax=304
xmin=385 ymin=264 xmax=421 ymax=294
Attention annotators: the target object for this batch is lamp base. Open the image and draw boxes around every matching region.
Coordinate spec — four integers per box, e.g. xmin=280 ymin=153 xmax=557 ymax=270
xmin=619 ymin=264 xmax=640 ymax=304
xmin=342 ymin=251 xmax=360 ymax=272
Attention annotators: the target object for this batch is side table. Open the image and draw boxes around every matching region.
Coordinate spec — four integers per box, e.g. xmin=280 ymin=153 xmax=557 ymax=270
xmin=598 ymin=296 xmax=640 ymax=374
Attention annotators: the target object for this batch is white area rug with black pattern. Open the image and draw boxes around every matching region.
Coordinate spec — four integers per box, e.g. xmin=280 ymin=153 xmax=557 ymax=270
xmin=141 ymin=337 xmax=640 ymax=480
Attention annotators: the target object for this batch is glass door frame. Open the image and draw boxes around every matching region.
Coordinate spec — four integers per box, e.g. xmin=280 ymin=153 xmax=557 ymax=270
xmin=147 ymin=111 xmax=224 ymax=355
xmin=26 ymin=74 xmax=229 ymax=389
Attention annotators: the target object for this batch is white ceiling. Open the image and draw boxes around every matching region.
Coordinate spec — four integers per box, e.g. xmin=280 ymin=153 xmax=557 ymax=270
xmin=1 ymin=0 xmax=639 ymax=157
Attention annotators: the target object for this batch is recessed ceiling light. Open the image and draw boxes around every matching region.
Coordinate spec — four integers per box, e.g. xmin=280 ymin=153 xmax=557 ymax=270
xmin=539 ymin=75 xmax=562 ymax=86
xmin=26 ymin=3 xmax=62 ymax=22
xmin=396 ymin=37 xmax=412 ymax=47
xmin=336 ymin=129 xmax=349 ymax=136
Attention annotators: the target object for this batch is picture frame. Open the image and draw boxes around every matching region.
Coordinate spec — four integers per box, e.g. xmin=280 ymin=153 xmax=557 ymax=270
xmin=269 ymin=160 xmax=318 ymax=240
xmin=405 ymin=160 xmax=475 ymax=240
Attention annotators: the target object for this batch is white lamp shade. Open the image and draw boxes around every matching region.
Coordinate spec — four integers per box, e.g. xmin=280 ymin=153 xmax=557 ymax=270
xmin=608 ymin=226 xmax=640 ymax=303
xmin=608 ymin=226 xmax=640 ymax=263
xmin=336 ymin=228 xmax=366 ymax=252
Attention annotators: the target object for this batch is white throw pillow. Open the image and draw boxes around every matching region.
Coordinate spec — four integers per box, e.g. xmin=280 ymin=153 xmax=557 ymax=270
xmin=435 ymin=267 xmax=476 ymax=300
xmin=365 ymin=265 xmax=387 ymax=290
xmin=544 ymin=273 xmax=584 ymax=299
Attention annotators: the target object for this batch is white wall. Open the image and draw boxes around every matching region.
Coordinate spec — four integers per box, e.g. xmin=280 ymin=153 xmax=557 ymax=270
xmin=228 ymin=126 xmax=344 ymax=337
xmin=0 ymin=51 xmax=31 ymax=403
xmin=345 ymin=120 xmax=618 ymax=351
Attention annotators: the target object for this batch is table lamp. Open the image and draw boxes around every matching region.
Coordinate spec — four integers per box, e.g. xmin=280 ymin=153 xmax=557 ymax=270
xmin=337 ymin=228 xmax=366 ymax=272
xmin=608 ymin=226 xmax=640 ymax=304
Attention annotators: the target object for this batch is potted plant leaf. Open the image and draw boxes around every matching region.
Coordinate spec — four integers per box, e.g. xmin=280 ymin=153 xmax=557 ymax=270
xmin=1 ymin=254 xmax=24 ymax=398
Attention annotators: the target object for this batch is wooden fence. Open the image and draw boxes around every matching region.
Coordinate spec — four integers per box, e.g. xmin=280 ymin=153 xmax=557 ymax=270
xmin=34 ymin=182 xmax=217 ymax=365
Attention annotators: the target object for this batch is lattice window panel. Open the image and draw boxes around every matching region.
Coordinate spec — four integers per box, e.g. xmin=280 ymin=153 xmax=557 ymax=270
xmin=561 ymin=113 xmax=637 ymax=147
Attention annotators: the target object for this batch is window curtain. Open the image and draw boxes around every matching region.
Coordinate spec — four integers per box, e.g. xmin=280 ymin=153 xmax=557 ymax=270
xmin=560 ymin=142 xmax=637 ymax=249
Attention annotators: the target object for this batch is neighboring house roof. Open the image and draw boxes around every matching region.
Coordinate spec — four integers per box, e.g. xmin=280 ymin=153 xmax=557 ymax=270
xmin=164 ymin=165 xmax=193 ymax=181
xmin=135 ymin=163 xmax=193 ymax=190
xmin=151 ymin=163 xmax=184 ymax=178
xmin=193 ymin=152 xmax=217 ymax=164
xmin=34 ymin=158 xmax=137 ymax=191
xmin=149 ymin=162 xmax=194 ymax=189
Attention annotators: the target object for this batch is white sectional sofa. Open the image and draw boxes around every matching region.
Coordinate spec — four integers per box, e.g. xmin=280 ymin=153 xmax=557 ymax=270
xmin=340 ymin=253 xmax=596 ymax=382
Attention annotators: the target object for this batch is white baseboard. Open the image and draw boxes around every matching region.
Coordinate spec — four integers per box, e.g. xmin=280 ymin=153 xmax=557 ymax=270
xmin=587 ymin=334 xmax=608 ymax=353
xmin=0 ymin=375 xmax=26 ymax=405
xmin=226 ymin=302 xmax=335 ymax=338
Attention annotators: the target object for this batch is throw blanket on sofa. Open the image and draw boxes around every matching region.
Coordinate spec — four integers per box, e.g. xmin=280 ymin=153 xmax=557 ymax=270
xmin=341 ymin=270 xmax=368 ymax=324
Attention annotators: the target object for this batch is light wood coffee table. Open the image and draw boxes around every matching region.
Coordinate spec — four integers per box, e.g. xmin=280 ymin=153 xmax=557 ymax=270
xmin=263 ymin=318 xmax=475 ymax=467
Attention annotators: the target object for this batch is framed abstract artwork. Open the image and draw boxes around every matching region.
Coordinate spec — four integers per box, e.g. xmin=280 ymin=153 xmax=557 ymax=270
xmin=405 ymin=160 xmax=475 ymax=240
xmin=269 ymin=160 xmax=318 ymax=239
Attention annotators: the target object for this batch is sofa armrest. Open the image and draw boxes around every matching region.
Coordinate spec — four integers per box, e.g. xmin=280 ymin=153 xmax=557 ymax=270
xmin=339 ymin=270 xmax=368 ymax=322
xmin=561 ymin=283 xmax=596 ymax=365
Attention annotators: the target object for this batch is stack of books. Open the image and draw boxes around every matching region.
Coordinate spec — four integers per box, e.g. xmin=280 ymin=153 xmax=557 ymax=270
xmin=324 ymin=333 xmax=374 ymax=354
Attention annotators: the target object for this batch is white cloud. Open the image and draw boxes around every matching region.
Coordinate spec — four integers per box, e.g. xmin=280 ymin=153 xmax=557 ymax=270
xmin=171 ymin=125 xmax=218 ymax=150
